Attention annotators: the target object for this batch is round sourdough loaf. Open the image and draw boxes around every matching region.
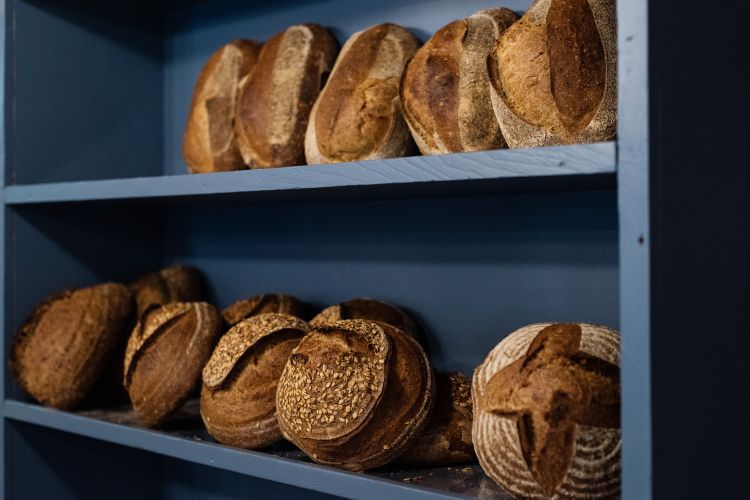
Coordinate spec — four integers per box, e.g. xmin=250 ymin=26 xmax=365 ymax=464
xmin=129 ymin=264 xmax=205 ymax=317
xmin=11 ymin=283 xmax=134 ymax=410
xmin=124 ymin=302 xmax=223 ymax=427
xmin=305 ymin=23 xmax=419 ymax=164
xmin=473 ymin=323 xmax=621 ymax=499
xmin=183 ymin=40 xmax=262 ymax=173
xmin=201 ymin=313 xmax=309 ymax=449
xmin=222 ymin=293 xmax=307 ymax=327
xmin=235 ymin=24 xmax=338 ymax=168
xmin=400 ymin=8 xmax=519 ymax=154
xmin=277 ymin=319 xmax=434 ymax=471
xmin=309 ymin=298 xmax=420 ymax=340
xmin=487 ymin=0 xmax=616 ymax=148
xmin=398 ymin=371 xmax=475 ymax=466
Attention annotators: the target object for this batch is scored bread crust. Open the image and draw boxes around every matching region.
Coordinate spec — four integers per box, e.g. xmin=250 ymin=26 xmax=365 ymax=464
xmin=400 ymin=8 xmax=519 ymax=155
xmin=10 ymin=283 xmax=134 ymax=410
xmin=472 ymin=322 xmax=621 ymax=499
xmin=487 ymin=0 xmax=616 ymax=148
xmin=183 ymin=40 xmax=261 ymax=173
xmin=129 ymin=264 xmax=204 ymax=317
xmin=235 ymin=24 xmax=338 ymax=168
xmin=308 ymin=298 xmax=420 ymax=340
xmin=305 ymin=23 xmax=419 ymax=164
xmin=222 ymin=293 xmax=307 ymax=327
xmin=201 ymin=314 xmax=309 ymax=449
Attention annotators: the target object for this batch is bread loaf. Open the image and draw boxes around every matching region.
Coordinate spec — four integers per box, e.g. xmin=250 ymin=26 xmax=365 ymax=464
xmin=400 ymin=8 xmax=519 ymax=154
xmin=222 ymin=293 xmax=307 ymax=327
xmin=10 ymin=283 xmax=134 ymax=410
xmin=201 ymin=314 xmax=308 ymax=449
xmin=399 ymin=372 xmax=475 ymax=465
xmin=487 ymin=0 xmax=616 ymax=148
xmin=277 ymin=320 xmax=434 ymax=471
xmin=124 ymin=302 xmax=223 ymax=427
xmin=235 ymin=24 xmax=337 ymax=168
xmin=473 ymin=323 xmax=621 ymax=498
xmin=309 ymin=298 xmax=420 ymax=341
xmin=183 ymin=40 xmax=262 ymax=173
xmin=129 ymin=264 xmax=204 ymax=317
xmin=305 ymin=23 xmax=419 ymax=164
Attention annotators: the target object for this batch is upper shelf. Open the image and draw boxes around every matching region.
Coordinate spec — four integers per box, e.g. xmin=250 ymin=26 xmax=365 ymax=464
xmin=4 ymin=143 xmax=616 ymax=205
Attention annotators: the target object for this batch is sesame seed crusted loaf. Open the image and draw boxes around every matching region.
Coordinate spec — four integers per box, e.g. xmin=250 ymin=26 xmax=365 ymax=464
xmin=10 ymin=283 xmax=134 ymax=410
xmin=201 ymin=313 xmax=309 ymax=449
xmin=398 ymin=371 xmax=475 ymax=466
xmin=222 ymin=293 xmax=307 ymax=327
xmin=309 ymin=298 xmax=420 ymax=341
xmin=277 ymin=319 xmax=434 ymax=471
xmin=129 ymin=265 xmax=205 ymax=317
xmin=124 ymin=302 xmax=223 ymax=427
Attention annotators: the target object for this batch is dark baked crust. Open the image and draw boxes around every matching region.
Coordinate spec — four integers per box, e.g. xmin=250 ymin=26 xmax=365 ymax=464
xmin=129 ymin=265 xmax=204 ymax=317
xmin=222 ymin=293 xmax=307 ymax=326
xmin=10 ymin=283 xmax=134 ymax=410
xmin=309 ymin=298 xmax=420 ymax=341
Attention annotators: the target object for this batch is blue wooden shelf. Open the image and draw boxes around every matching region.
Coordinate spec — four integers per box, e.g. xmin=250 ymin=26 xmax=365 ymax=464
xmin=4 ymin=143 xmax=615 ymax=205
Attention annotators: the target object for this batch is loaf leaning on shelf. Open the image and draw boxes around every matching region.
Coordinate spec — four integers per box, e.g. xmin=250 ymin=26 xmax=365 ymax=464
xmin=473 ymin=322 xmax=621 ymax=498
xmin=183 ymin=40 xmax=262 ymax=173
xmin=400 ymin=7 xmax=519 ymax=154
xmin=487 ymin=0 xmax=617 ymax=148
xmin=235 ymin=24 xmax=338 ymax=168
xmin=305 ymin=23 xmax=420 ymax=164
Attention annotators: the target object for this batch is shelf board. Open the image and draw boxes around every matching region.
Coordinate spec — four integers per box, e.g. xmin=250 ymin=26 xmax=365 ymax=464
xmin=4 ymin=143 xmax=615 ymax=205
xmin=4 ymin=399 xmax=510 ymax=499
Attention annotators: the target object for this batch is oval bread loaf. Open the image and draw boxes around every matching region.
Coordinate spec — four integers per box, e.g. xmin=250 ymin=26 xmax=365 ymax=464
xmin=400 ymin=8 xmax=519 ymax=154
xmin=183 ymin=40 xmax=262 ymax=173
xmin=309 ymin=298 xmax=420 ymax=341
xmin=305 ymin=23 xmax=419 ymax=164
xmin=487 ymin=0 xmax=617 ymax=148
xmin=129 ymin=264 xmax=205 ymax=317
xmin=473 ymin=323 xmax=621 ymax=498
xmin=222 ymin=293 xmax=307 ymax=327
xmin=235 ymin=24 xmax=338 ymax=168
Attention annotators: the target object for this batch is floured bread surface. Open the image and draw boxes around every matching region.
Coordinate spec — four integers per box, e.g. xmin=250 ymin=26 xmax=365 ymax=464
xmin=473 ymin=322 xmax=621 ymax=498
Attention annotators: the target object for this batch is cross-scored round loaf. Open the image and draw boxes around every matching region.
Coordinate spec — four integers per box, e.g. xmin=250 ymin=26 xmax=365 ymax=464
xmin=200 ymin=313 xmax=309 ymax=449
xmin=277 ymin=319 xmax=434 ymax=471
xmin=309 ymin=298 xmax=420 ymax=341
xmin=129 ymin=265 xmax=205 ymax=317
xmin=222 ymin=293 xmax=307 ymax=327
xmin=183 ymin=40 xmax=262 ymax=173
xmin=398 ymin=371 xmax=475 ymax=466
xmin=400 ymin=8 xmax=519 ymax=154
xmin=473 ymin=323 xmax=621 ymax=499
xmin=10 ymin=283 xmax=134 ymax=410
xmin=124 ymin=302 xmax=223 ymax=427
xmin=487 ymin=0 xmax=616 ymax=148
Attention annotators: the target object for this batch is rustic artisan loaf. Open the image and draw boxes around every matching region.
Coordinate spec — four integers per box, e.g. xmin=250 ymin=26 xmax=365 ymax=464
xmin=222 ymin=293 xmax=307 ymax=327
xmin=124 ymin=302 xmax=223 ymax=427
xmin=183 ymin=40 xmax=262 ymax=173
xmin=10 ymin=283 xmax=133 ymax=410
xmin=235 ymin=24 xmax=337 ymax=168
xmin=277 ymin=319 xmax=434 ymax=471
xmin=473 ymin=323 xmax=621 ymax=498
xmin=201 ymin=313 xmax=309 ymax=449
xmin=305 ymin=23 xmax=419 ymax=164
xmin=487 ymin=0 xmax=617 ymax=148
xmin=129 ymin=264 xmax=204 ymax=317
xmin=309 ymin=298 xmax=420 ymax=340
xmin=400 ymin=8 xmax=519 ymax=154
xmin=399 ymin=371 xmax=475 ymax=465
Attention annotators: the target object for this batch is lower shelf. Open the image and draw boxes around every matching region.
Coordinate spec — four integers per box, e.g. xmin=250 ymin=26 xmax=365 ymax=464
xmin=3 ymin=399 xmax=509 ymax=500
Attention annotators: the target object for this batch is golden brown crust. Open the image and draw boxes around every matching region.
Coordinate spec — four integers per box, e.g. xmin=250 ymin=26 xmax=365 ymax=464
xmin=473 ymin=322 xmax=621 ymax=498
xmin=201 ymin=314 xmax=308 ymax=449
xmin=398 ymin=371 xmax=475 ymax=465
xmin=309 ymin=298 xmax=420 ymax=341
xmin=124 ymin=302 xmax=222 ymax=427
xmin=129 ymin=265 xmax=204 ymax=317
xmin=305 ymin=23 xmax=419 ymax=164
xmin=488 ymin=0 xmax=616 ymax=148
xmin=400 ymin=8 xmax=519 ymax=155
xmin=222 ymin=293 xmax=307 ymax=326
xmin=235 ymin=24 xmax=338 ymax=168
xmin=10 ymin=283 xmax=134 ymax=410
xmin=183 ymin=40 xmax=262 ymax=173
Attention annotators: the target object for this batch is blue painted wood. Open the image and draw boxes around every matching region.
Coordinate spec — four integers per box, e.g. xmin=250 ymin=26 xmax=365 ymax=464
xmin=4 ymin=142 xmax=616 ymax=204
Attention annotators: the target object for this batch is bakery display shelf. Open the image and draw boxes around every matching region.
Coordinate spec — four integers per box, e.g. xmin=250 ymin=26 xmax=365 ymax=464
xmin=4 ymin=142 xmax=615 ymax=205
xmin=3 ymin=399 xmax=510 ymax=500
